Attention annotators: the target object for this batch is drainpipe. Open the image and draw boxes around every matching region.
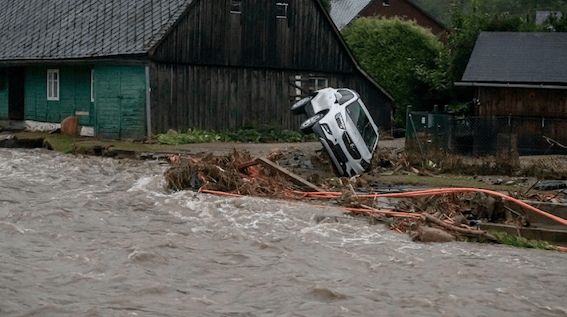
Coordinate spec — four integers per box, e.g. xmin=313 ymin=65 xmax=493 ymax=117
xmin=145 ymin=66 xmax=152 ymax=139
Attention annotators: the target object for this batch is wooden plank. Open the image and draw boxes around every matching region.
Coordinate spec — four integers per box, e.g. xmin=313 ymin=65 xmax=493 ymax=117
xmin=239 ymin=157 xmax=322 ymax=192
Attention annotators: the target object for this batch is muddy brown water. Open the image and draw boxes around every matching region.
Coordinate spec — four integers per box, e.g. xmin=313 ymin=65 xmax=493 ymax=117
xmin=1 ymin=148 xmax=566 ymax=317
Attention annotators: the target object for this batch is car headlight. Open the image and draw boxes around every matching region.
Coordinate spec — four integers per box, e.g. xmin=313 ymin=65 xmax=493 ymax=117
xmin=335 ymin=113 xmax=345 ymax=129
xmin=321 ymin=123 xmax=333 ymax=135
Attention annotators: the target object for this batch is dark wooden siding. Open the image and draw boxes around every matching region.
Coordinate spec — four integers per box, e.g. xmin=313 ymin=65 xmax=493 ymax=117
xmin=152 ymin=0 xmax=356 ymax=73
xmin=149 ymin=62 xmax=394 ymax=134
xmin=476 ymin=87 xmax=567 ymax=118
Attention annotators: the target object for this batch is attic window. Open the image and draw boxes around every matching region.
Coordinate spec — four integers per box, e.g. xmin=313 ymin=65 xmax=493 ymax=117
xmin=382 ymin=0 xmax=390 ymax=6
xmin=276 ymin=2 xmax=289 ymax=19
xmin=231 ymin=0 xmax=241 ymax=14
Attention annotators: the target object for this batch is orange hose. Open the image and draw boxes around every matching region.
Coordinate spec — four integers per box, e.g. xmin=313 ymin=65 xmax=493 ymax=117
xmin=297 ymin=188 xmax=567 ymax=228
xmin=200 ymin=187 xmax=567 ymax=228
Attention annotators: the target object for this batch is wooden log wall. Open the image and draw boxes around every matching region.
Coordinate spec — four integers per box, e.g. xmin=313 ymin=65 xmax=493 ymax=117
xmin=149 ymin=62 xmax=394 ymax=134
xmin=477 ymin=87 xmax=567 ymax=118
xmin=151 ymin=0 xmax=356 ymax=74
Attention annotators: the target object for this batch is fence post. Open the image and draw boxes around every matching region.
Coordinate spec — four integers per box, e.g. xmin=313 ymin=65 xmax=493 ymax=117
xmin=508 ymin=113 xmax=512 ymax=153
xmin=405 ymin=105 xmax=412 ymax=142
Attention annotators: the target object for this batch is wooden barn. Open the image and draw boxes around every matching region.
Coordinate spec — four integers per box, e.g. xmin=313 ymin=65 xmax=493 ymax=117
xmin=0 ymin=0 xmax=394 ymax=140
xmin=456 ymin=32 xmax=567 ymax=154
xmin=329 ymin=0 xmax=446 ymax=34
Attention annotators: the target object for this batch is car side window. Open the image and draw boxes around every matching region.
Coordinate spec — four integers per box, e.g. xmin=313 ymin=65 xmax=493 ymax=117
xmin=337 ymin=89 xmax=354 ymax=105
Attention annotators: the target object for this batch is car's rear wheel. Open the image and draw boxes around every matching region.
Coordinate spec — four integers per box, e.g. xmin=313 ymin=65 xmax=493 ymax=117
xmin=291 ymin=96 xmax=313 ymax=115
xmin=300 ymin=113 xmax=324 ymax=134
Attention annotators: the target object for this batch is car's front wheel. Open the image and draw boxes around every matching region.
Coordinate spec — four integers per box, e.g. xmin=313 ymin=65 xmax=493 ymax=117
xmin=291 ymin=96 xmax=313 ymax=115
xmin=300 ymin=113 xmax=324 ymax=134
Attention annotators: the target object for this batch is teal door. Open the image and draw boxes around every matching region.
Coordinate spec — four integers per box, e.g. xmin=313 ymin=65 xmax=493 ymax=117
xmin=95 ymin=66 xmax=146 ymax=139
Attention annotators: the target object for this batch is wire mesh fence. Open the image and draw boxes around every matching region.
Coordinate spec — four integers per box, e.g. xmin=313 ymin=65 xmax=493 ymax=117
xmin=406 ymin=111 xmax=567 ymax=157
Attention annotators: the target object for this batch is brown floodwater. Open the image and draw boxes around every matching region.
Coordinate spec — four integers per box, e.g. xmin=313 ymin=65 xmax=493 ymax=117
xmin=1 ymin=148 xmax=566 ymax=317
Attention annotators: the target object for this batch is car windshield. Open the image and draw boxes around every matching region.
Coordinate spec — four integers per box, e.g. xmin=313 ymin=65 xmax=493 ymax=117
xmin=346 ymin=101 xmax=377 ymax=151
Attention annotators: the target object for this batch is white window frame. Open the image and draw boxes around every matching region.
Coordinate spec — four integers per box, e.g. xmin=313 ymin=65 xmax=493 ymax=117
xmin=47 ymin=69 xmax=60 ymax=101
xmin=382 ymin=0 xmax=390 ymax=6
xmin=90 ymin=69 xmax=94 ymax=102
xmin=276 ymin=2 xmax=289 ymax=19
xmin=294 ymin=75 xmax=302 ymax=101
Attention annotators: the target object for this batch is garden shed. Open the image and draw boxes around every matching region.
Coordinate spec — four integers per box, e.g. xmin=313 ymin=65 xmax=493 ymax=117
xmin=455 ymin=32 xmax=567 ymax=154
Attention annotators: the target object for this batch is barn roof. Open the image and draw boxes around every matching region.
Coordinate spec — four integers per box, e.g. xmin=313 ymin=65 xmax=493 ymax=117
xmin=329 ymin=0 xmax=373 ymax=30
xmin=0 ymin=0 xmax=192 ymax=61
xmin=461 ymin=32 xmax=567 ymax=85
xmin=329 ymin=0 xmax=445 ymax=31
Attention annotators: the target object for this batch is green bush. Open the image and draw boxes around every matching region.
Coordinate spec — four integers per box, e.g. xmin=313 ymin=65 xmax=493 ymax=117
xmin=156 ymin=127 xmax=315 ymax=145
xmin=342 ymin=17 xmax=450 ymax=127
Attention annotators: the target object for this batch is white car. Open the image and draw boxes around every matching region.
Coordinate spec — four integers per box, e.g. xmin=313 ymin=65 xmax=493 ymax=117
xmin=291 ymin=88 xmax=379 ymax=177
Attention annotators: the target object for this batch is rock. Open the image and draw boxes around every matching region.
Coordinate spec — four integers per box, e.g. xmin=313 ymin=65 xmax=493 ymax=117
xmin=60 ymin=116 xmax=80 ymax=136
xmin=414 ymin=226 xmax=455 ymax=243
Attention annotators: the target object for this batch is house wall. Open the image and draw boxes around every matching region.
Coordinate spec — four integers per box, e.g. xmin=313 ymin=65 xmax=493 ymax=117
xmin=0 ymin=68 xmax=7 ymax=119
xmin=152 ymin=0 xmax=357 ymax=73
xmin=475 ymin=86 xmax=567 ymax=154
xmin=14 ymin=64 xmax=146 ymax=139
xmin=150 ymin=63 xmax=393 ymax=134
xmin=24 ymin=65 xmax=94 ymax=126
xmin=361 ymin=0 xmax=445 ymax=35
xmin=149 ymin=0 xmax=394 ymax=134
xmin=476 ymin=87 xmax=567 ymax=118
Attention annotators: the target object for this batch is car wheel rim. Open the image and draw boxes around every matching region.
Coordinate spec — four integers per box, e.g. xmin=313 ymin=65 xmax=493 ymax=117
xmin=301 ymin=114 xmax=322 ymax=129
xmin=292 ymin=97 xmax=311 ymax=109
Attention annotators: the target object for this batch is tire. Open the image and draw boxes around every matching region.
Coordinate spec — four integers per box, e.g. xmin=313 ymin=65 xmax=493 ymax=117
xmin=300 ymin=113 xmax=324 ymax=134
xmin=291 ymin=96 xmax=313 ymax=115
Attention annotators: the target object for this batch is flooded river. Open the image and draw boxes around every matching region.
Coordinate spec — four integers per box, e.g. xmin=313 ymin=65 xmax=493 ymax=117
xmin=1 ymin=148 xmax=566 ymax=317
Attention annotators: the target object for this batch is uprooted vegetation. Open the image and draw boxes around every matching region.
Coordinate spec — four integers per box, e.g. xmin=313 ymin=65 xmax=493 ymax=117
xmin=163 ymin=148 xmax=565 ymax=251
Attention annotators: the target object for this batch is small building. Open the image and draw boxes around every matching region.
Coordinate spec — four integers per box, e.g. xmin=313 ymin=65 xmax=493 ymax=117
xmin=330 ymin=0 xmax=446 ymax=34
xmin=455 ymin=32 xmax=567 ymax=154
xmin=0 ymin=0 xmax=395 ymax=140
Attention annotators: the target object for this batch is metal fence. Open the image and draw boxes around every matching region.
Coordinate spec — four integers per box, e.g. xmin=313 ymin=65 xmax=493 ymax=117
xmin=406 ymin=111 xmax=567 ymax=156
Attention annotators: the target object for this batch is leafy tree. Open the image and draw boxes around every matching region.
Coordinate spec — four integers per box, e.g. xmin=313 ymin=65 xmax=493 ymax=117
xmin=343 ymin=17 xmax=450 ymax=126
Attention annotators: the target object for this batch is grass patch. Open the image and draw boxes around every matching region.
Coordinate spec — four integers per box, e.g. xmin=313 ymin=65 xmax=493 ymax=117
xmin=44 ymin=134 xmax=78 ymax=154
xmin=157 ymin=127 xmax=316 ymax=145
xmin=491 ymin=231 xmax=558 ymax=251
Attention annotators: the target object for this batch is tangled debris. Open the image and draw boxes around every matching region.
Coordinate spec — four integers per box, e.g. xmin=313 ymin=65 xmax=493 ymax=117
xmin=165 ymin=149 xmax=297 ymax=198
xmin=163 ymin=148 xmax=567 ymax=248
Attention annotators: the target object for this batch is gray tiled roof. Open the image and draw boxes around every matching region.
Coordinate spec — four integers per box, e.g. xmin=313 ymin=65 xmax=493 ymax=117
xmin=0 ymin=0 xmax=192 ymax=61
xmin=329 ymin=0 xmax=372 ymax=30
xmin=461 ymin=32 xmax=567 ymax=84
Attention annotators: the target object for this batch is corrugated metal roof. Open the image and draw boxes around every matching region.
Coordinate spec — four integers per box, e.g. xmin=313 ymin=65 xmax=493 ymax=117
xmin=461 ymin=32 xmax=567 ymax=84
xmin=329 ymin=0 xmax=372 ymax=30
xmin=0 ymin=0 xmax=192 ymax=60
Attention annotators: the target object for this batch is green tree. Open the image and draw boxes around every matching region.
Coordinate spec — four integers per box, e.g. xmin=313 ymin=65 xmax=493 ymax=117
xmin=343 ymin=17 xmax=450 ymax=126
